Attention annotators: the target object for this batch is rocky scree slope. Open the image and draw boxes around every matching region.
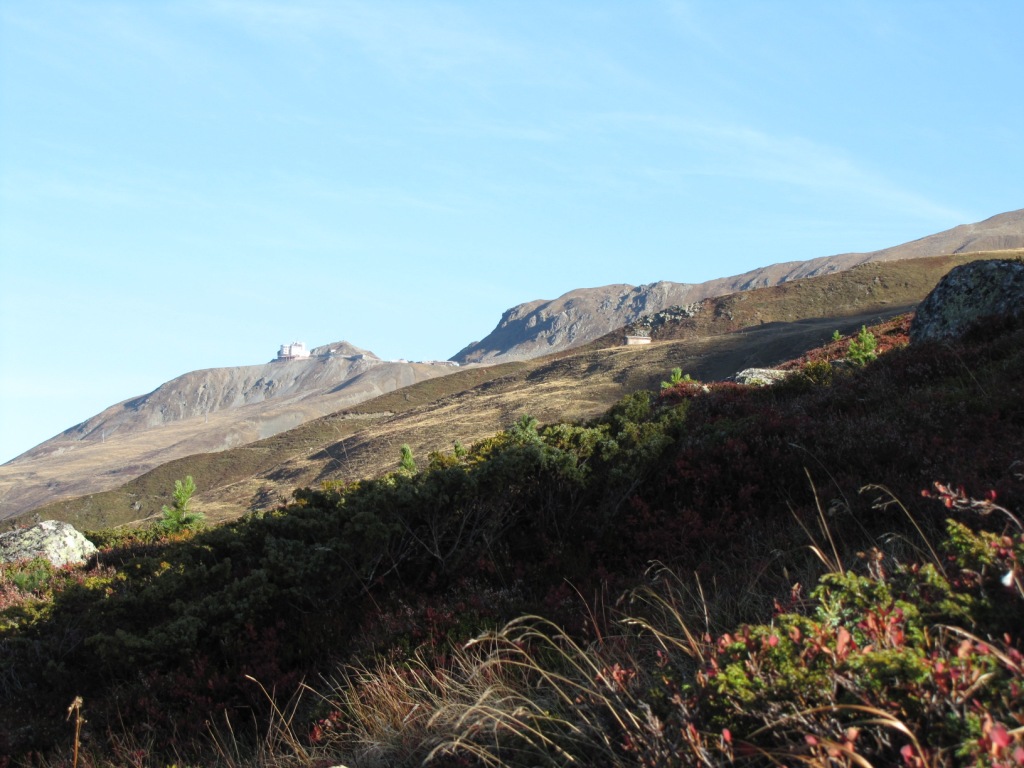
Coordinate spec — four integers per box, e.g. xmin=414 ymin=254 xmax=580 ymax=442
xmin=453 ymin=209 xmax=1024 ymax=363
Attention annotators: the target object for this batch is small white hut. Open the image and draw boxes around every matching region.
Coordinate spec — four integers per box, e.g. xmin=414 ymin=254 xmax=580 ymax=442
xmin=623 ymin=335 xmax=652 ymax=346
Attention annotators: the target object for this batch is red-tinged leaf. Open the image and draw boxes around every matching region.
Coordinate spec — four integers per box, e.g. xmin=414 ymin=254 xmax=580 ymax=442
xmin=1012 ymin=745 xmax=1024 ymax=764
xmin=901 ymin=744 xmax=917 ymax=765
xmin=805 ymin=734 xmax=819 ymax=746
xmin=722 ymin=728 xmax=732 ymax=744
xmin=767 ymin=634 xmax=779 ymax=647
xmin=836 ymin=626 xmax=852 ymax=659
xmin=789 ymin=625 xmax=802 ymax=643
xmin=992 ymin=723 xmax=1012 ymax=749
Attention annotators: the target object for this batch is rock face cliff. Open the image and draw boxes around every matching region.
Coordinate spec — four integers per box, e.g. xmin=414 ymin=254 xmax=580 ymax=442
xmin=453 ymin=209 xmax=1024 ymax=364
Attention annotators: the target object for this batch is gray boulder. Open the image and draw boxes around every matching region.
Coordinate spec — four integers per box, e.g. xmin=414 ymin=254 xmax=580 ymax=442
xmin=0 ymin=520 xmax=98 ymax=567
xmin=910 ymin=259 xmax=1024 ymax=343
xmin=734 ymin=368 xmax=796 ymax=386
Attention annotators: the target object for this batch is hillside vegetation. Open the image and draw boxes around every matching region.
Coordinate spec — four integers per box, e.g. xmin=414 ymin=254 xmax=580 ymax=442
xmin=1 ymin=306 xmax=1022 ymax=764
xmin=16 ymin=250 xmax=1018 ymax=534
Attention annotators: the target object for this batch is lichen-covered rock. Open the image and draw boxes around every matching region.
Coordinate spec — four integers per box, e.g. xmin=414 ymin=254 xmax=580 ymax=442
xmin=734 ymin=368 xmax=796 ymax=386
xmin=0 ymin=520 xmax=97 ymax=566
xmin=910 ymin=259 xmax=1024 ymax=343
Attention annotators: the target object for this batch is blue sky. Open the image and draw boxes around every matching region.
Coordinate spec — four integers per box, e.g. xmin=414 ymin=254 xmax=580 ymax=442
xmin=1 ymin=1 xmax=1022 ymax=463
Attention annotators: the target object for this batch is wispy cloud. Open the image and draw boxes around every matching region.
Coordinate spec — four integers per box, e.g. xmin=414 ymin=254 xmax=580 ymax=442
xmin=591 ymin=113 xmax=970 ymax=223
xmin=0 ymin=163 xmax=223 ymax=214
xmin=417 ymin=116 xmax=562 ymax=144
xmin=0 ymin=3 xmax=215 ymax=78
xmin=662 ymin=0 xmax=728 ymax=56
xmin=203 ymin=0 xmax=530 ymax=79
xmin=276 ymin=173 xmax=467 ymax=216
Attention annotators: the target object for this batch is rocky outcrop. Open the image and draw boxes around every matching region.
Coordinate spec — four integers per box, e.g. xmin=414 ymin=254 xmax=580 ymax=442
xmin=910 ymin=259 xmax=1024 ymax=343
xmin=627 ymin=304 xmax=704 ymax=337
xmin=734 ymin=368 xmax=797 ymax=386
xmin=0 ymin=520 xmax=98 ymax=566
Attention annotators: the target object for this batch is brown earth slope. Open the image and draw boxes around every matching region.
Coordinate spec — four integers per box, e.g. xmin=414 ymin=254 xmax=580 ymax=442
xmin=17 ymin=251 xmax=1018 ymax=532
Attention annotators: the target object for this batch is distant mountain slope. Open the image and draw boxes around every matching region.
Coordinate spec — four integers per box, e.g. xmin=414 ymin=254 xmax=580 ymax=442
xmin=6 ymin=210 xmax=1022 ymax=525
xmin=453 ymin=209 xmax=1024 ymax=363
xmin=17 ymin=251 xmax=1012 ymax=533
xmin=15 ymin=341 xmax=378 ymax=460
xmin=0 ymin=343 xmax=458 ymax=522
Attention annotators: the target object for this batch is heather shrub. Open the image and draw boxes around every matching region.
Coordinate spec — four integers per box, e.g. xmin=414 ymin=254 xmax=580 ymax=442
xmin=801 ymin=357 xmax=834 ymax=386
xmin=418 ymin=484 xmax=1024 ymax=768
xmin=1 ymin=314 xmax=1022 ymax=761
xmin=3 ymin=556 xmax=55 ymax=595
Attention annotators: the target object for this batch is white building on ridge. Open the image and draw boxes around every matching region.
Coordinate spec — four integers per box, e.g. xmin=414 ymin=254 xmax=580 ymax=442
xmin=277 ymin=341 xmax=310 ymax=361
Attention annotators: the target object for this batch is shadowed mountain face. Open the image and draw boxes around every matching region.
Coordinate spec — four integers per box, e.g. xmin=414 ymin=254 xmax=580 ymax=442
xmin=452 ymin=209 xmax=1024 ymax=364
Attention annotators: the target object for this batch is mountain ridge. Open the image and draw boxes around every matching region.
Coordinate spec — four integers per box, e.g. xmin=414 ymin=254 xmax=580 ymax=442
xmin=15 ymin=249 xmax=1020 ymax=532
xmin=4 ymin=210 xmax=1024 ymax=524
xmin=35 ymin=340 xmax=379 ymax=454
xmin=0 ymin=345 xmax=459 ymax=521
xmin=453 ymin=209 xmax=1024 ymax=363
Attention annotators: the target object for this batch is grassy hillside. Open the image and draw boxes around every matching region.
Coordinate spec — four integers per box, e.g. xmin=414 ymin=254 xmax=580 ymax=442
xmin=16 ymin=250 xmax=1018 ymax=534
xmin=0 ymin=357 xmax=459 ymax=524
xmin=1 ymin=304 xmax=1022 ymax=764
